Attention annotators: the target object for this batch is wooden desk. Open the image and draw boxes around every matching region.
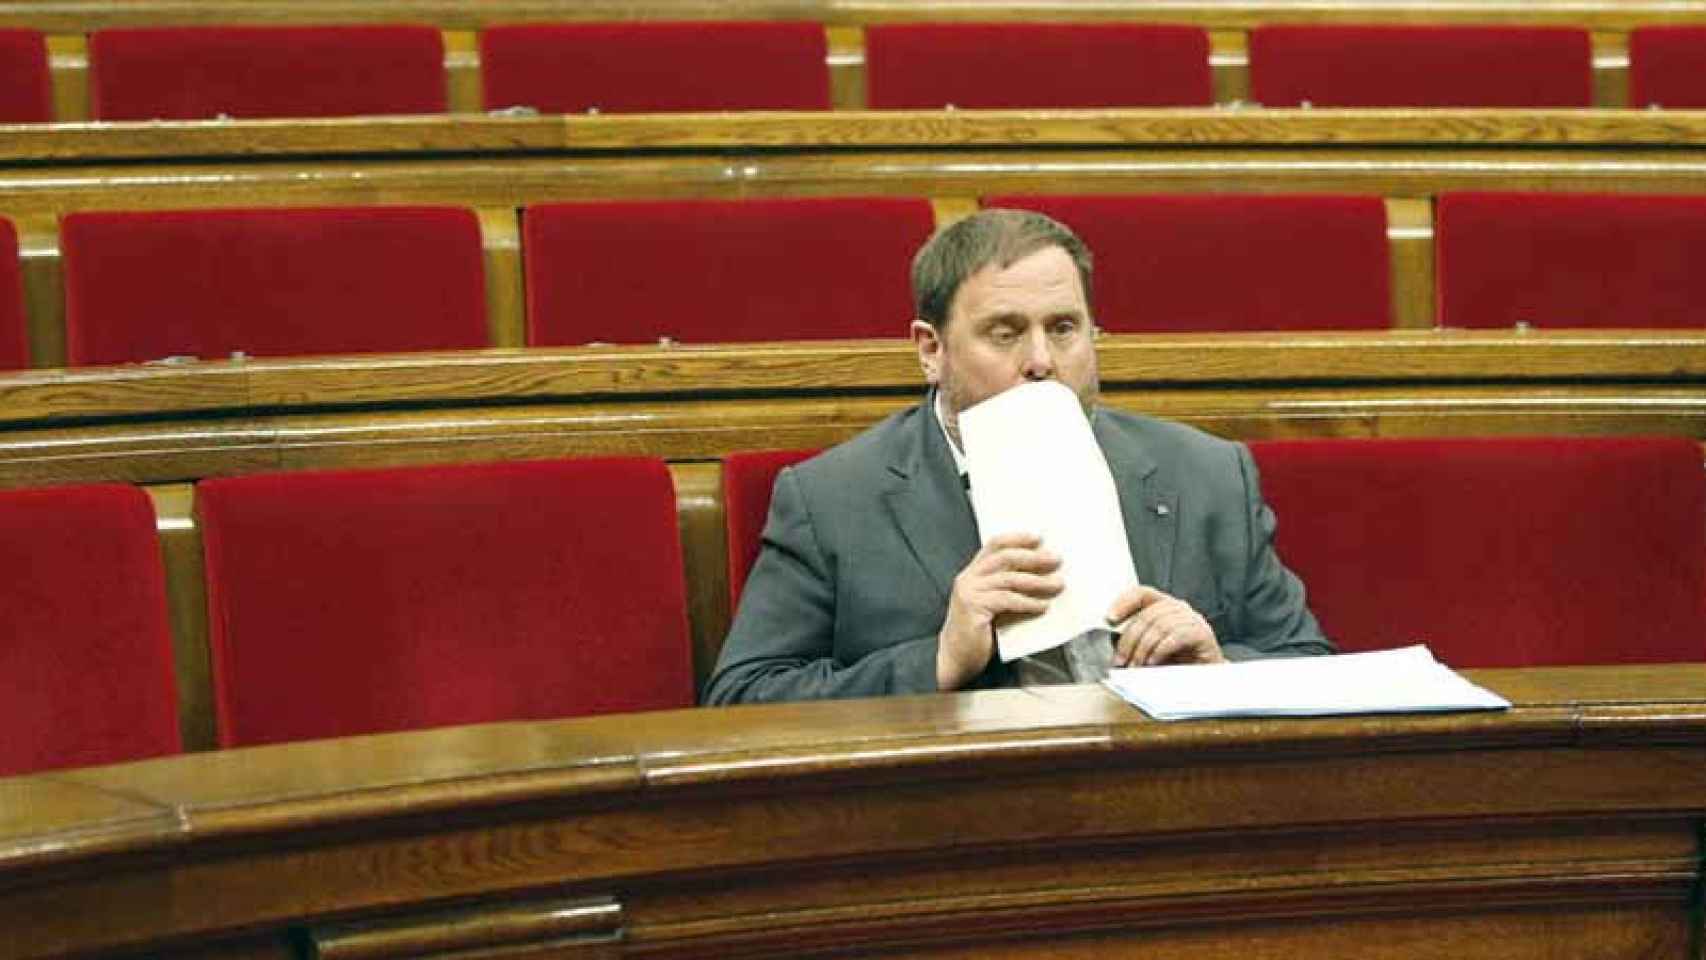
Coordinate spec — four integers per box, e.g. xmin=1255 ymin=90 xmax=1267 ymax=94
xmin=3 ymin=664 xmax=1703 ymax=958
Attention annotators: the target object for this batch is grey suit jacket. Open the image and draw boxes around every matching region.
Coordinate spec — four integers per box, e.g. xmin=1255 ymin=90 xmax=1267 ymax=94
xmin=703 ymin=398 xmax=1333 ymax=705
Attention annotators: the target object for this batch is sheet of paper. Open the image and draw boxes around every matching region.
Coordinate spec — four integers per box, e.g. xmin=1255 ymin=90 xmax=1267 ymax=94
xmin=958 ymin=380 xmax=1139 ymax=661
xmin=1101 ymin=645 xmax=1512 ymax=721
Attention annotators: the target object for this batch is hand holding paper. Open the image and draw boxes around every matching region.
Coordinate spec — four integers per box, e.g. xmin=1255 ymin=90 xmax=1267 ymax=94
xmin=959 ymin=381 xmax=1140 ymax=662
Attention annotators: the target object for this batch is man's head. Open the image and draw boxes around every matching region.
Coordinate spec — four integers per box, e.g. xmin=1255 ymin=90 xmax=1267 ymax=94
xmin=911 ymin=209 xmax=1099 ymax=446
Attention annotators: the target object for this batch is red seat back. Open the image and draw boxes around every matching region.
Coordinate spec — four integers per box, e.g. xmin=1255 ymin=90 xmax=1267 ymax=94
xmin=199 ymin=458 xmax=694 ymax=747
xmin=0 ymin=29 xmax=51 ymax=122
xmin=481 ymin=22 xmax=829 ymax=113
xmin=723 ymin=449 xmax=818 ymax=608
xmin=1252 ymin=436 xmax=1706 ymax=667
xmin=90 ymin=25 xmax=445 ymax=120
xmin=866 ymin=23 xmax=1210 ymax=108
xmin=1631 ymin=27 xmax=1706 ymax=108
xmin=524 ymin=197 xmax=933 ymax=345
xmin=1250 ymin=26 xmax=1592 ymax=107
xmin=1437 ymin=192 xmax=1706 ymax=329
xmin=0 ymin=484 xmax=179 ymax=775
xmin=62 ymin=206 xmax=487 ymax=365
xmin=984 ymin=194 xmax=1389 ymax=332
xmin=0 ymin=218 xmax=28 ymax=369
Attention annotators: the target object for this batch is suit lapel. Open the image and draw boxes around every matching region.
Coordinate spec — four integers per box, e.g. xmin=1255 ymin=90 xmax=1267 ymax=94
xmin=1094 ymin=413 xmax=1176 ymax=592
xmin=881 ymin=398 xmax=980 ymax=606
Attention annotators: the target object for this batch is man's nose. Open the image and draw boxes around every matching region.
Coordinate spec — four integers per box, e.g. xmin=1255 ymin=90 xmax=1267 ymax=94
xmin=1020 ymin=328 xmax=1055 ymax=380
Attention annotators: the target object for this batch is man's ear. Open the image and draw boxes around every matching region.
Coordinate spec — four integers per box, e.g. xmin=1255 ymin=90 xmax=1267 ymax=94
xmin=911 ymin=319 xmax=942 ymax=385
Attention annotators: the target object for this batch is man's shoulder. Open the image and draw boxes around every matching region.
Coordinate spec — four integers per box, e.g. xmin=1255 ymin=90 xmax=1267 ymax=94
xmin=787 ymin=402 xmax=922 ymax=488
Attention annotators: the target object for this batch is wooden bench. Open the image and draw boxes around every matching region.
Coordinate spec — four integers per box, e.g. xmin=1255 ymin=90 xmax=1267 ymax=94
xmin=2 ymin=665 xmax=1704 ymax=959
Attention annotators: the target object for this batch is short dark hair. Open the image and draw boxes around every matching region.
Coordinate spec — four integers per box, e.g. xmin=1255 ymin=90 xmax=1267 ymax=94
xmin=911 ymin=208 xmax=1094 ymax=330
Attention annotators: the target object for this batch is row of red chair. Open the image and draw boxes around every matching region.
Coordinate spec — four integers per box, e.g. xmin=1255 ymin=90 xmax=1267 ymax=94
xmin=5 ymin=191 xmax=1706 ymax=369
xmin=0 ymin=458 xmax=695 ymax=776
xmin=6 ymin=23 xmax=1706 ymax=121
xmin=7 ymin=435 xmax=1700 ymax=777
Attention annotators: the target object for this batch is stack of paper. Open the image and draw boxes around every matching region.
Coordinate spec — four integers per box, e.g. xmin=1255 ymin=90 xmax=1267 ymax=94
xmin=1102 ymin=645 xmax=1511 ymax=721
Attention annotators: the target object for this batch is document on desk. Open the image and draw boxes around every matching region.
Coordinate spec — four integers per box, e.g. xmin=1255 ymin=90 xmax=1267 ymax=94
xmin=1102 ymin=645 xmax=1511 ymax=720
xmin=959 ymin=380 xmax=1140 ymax=662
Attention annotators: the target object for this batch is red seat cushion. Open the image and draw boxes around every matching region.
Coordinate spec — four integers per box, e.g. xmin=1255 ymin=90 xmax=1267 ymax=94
xmin=0 ymin=484 xmax=179 ymax=775
xmin=0 ymin=29 xmax=51 ymax=122
xmin=0 ymin=218 xmax=28 ymax=369
xmin=199 ymin=458 xmax=694 ymax=747
xmin=1250 ymin=26 xmax=1592 ymax=107
xmin=90 ymin=25 xmax=446 ymax=120
xmin=524 ymin=197 xmax=933 ymax=345
xmin=1252 ymin=436 xmax=1706 ymax=667
xmin=481 ymin=22 xmax=829 ymax=113
xmin=723 ymin=449 xmax=818 ymax=608
xmin=62 ymin=206 xmax=487 ymax=365
xmin=1436 ymin=192 xmax=1706 ymax=329
xmin=1631 ymin=27 xmax=1706 ymax=108
xmin=984 ymin=194 xmax=1390 ymax=332
xmin=866 ymin=23 xmax=1210 ymax=108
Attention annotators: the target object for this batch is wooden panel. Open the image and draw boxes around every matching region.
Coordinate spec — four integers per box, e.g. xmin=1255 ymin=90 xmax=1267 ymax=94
xmin=1209 ymin=30 xmax=1249 ymax=106
xmin=0 ymin=673 xmax=1700 ymax=958
xmin=45 ymin=32 xmax=86 ymax=123
xmin=145 ymin=483 xmax=215 ymax=753
xmin=1592 ymin=31 xmax=1631 ymax=109
xmin=443 ymin=29 xmax=482 ymax=114
xmin=477 ymin=206 xmax=525 ymax=348
xmin=1385 ymin=197 xmax=1434 ymax=330
xmin=13 ymin=111 xmax=1706 ymax=164
xmin=670 ymin=461 xmax=728 ymax=695
xmin=9 ymin=213 xmax=63 ymax=369
xmin=826 ymin=25 xmax=865 ymax=111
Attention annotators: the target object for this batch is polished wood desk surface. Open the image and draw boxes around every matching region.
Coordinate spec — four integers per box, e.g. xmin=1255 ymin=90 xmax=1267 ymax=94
xmin=3 ymin=665 xmax=1704 ymax=958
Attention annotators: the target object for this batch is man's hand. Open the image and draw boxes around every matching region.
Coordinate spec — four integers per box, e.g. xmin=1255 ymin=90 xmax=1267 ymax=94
xmin=937 ymin=532 xmax=1062 ymax=690
xmin=1105 ymin=586 xmax=1225 ymax=667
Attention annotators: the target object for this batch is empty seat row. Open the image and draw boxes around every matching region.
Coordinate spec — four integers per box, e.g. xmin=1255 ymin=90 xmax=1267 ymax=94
xmin=6 ymin=23 xmax=1706 ymax=121
xmin=5 ymin=191 xmax=1706 ymax=370
xmin=0 ymin=457 xmax=694 ymax=776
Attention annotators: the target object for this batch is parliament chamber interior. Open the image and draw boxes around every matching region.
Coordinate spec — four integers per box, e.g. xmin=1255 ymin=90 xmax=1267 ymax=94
xmin=2 ymin=1 xmax=1706 ymax=957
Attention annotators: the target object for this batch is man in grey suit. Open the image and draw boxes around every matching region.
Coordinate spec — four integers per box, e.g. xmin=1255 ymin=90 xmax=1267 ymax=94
xmin=704 ymin=209 xmax=1333 ymax=705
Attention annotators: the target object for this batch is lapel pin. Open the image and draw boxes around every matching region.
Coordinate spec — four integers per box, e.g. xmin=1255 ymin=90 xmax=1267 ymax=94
xmin=1153 ymin=503 xmax=1171 ymax=517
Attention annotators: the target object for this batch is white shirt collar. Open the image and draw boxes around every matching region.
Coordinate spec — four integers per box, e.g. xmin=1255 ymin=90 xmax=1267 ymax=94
xmin=932 ymin=390 xmax=968 ymax=476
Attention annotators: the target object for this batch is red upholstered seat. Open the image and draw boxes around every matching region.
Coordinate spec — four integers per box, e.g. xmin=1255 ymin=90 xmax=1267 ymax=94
xmin=481 ymin=22 xmax=829 ymax=113
xmin=1250 ymin=26 xmax=1593 ymax=107
xmin=0 ymin=484 xmax=179 ymax=775
xmin=524 ymin=197 xmax=933 ymax=345
xmin=983 ymin=194 xmax=1390 ymax=332
xmin=865 ymin=23 xmax=1210 ymax=108
xmin=1436 ymin=192 xmax=1706 ymax=329
xmin=62 ymin=206 xmax=487 ymax=365
xmin=199 ymin=458 xmax=694 ymax=748
xmin=0 ymin=29 xmax=51 ymax=122
xmin=1252 ymin=436 xmax=1706 ymax=667
xmin=723 ymin=449 xmax=818 ymax=608
xmin=89 ymin=26 xmax=446 ymax=120
xmin=1631 ymin=27 xmax=1706 ymax=108
xmin=0 ymin=218 xmax=28 ymax=369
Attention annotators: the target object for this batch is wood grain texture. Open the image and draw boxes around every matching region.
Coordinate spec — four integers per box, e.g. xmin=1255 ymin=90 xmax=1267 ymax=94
xmin=12 ymin=111 xmax=1706 ymax=163
xmin=0 ymin=672 xmax=1701 ymax=958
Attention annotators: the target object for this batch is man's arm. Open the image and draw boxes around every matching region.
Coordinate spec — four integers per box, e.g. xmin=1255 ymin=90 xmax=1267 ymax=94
xmin=703 ymin=468 xmax=941 ymax=704
xmin=1224 ymin=443 xmax=1336 ymax=660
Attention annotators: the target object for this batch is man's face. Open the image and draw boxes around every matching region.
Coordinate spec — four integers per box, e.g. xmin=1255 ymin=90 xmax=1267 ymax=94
xmin=913 ymin=244 xmax=1099 ymax=445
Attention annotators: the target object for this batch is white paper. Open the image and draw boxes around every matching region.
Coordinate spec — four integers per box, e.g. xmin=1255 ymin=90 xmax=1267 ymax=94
xmin=958 ymin=381 xmax=1140 ymax=662
xmin=1101 ymin=645 xmax=1512 ymax=721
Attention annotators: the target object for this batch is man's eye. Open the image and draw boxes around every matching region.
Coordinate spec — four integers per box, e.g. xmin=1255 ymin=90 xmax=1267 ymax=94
xmin=1049 ymin=319 xmax=1080 ymax=338
xmin=988 ymin=327 xmax=1019 ymax=345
